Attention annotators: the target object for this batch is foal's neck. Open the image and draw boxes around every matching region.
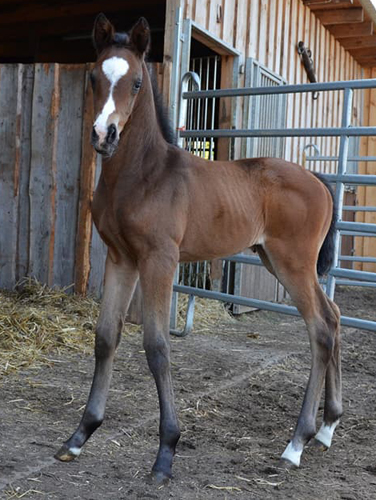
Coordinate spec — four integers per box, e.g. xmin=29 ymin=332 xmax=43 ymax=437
xmin=102 ymin=63 xmax=169 ymax=185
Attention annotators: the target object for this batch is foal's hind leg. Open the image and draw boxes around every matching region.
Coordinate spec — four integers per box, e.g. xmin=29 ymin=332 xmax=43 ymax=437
xmin=257 ymin=243 xmax=340 ymax=467
xmin=313 ymin=300 xmax=342 ymax=449
xmin=55 ymin=254 xmax=138 ymax=461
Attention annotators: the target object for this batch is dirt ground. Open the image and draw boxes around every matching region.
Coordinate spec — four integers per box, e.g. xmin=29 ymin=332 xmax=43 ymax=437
xmin=0 ymin=287 xmax=375 ymax=500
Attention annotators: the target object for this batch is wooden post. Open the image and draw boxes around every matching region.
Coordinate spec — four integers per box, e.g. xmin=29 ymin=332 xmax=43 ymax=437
xmin=75 ymin=65 xmax=97 ymax=295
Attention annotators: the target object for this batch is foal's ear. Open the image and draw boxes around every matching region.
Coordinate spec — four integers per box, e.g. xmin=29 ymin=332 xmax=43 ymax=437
xmin=93 ymin=13 xmax=115 ymax=54
xmin=130 ymin=17 xmax=150 ymax=57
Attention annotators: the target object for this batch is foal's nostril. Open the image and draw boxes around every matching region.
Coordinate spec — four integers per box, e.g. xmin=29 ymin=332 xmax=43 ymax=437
xmin=107 ymin=124 xmax=117 ymax=144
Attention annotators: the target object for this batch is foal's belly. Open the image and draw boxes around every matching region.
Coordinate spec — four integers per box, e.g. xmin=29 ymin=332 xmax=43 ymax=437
xmin=179 ymin=214 xmax=264 ymax=263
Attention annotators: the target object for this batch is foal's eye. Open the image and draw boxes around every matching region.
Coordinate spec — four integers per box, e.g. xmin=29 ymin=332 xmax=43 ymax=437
xmin=133 ymin=79 xmax=142 ymax=93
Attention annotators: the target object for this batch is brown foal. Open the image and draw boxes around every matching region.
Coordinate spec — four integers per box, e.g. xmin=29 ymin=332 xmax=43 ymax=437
xmin=55 ymin=15 xmax=342 ymax=483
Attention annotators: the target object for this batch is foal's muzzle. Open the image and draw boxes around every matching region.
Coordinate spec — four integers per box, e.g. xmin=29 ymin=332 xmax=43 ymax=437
xmin=91 ymin=123 xmax=118 ymax=157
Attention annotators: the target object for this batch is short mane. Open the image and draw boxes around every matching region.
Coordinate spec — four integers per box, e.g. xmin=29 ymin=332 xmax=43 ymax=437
xmin=147 ymin=64 xmax=177 ymax=145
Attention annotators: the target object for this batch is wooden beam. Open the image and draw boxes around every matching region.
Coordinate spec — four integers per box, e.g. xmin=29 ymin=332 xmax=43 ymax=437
xmin=314 ymin=7 xmax=364 ymax=25
xmin=347 ymin=46 xmax=376 ymax=58
xmin=337 ymin=34 xmax=376 ymax=49
xmin=326 ymin=20 xmax=373 ymax=37
xmin=0 ymin=0 xmax=162 ymax=25
xmin=355 ymin=56 xmax=376 ymax=66
xmin=303 ymin=0 xmax=355 ymax=11
xmin=74 ymin=65 xmax=96 ymax=295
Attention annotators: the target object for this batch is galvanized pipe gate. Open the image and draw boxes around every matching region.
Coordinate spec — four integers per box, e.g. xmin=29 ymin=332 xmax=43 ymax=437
xmin=171 ymin=78 xmax=376 ymax=335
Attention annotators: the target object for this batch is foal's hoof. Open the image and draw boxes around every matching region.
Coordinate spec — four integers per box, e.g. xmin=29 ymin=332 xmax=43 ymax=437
xmin=309 ymin=438 xmax=329 ymax=452
xmin=147 ymin=469 xmax=172 ymax=486
xmin=54 ymin=443 xmax=80 ymax=462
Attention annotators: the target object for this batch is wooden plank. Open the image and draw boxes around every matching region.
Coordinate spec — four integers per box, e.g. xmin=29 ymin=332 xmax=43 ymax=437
xmin=75 ymin=64 xmax=97 ymax=295
xmin=274 ymin=0 xmax=284 ymax=75
xmin=87 ymin=156 xmax=107 ymax=297
xmin=0 ymin=0 xmax=162 ymax=25
xmin=258 ymin=0 xmax=268 ymax=65
xmin=347 ymin=46 xmax=376 ymax=58
xmin=314 ymin=7 xmax=363 ymax=25
xmin=303 ymin=0 xmax=355 ymax=10
xmin=355 ymin=56 xmax=376 ymax=66
xmin=16 ymin=64 xmax=34 ymax=282
xmin=234 ymin=0 xmax=248 ymax=59
xmin=337 ymin=35 xmax=376 ymax=49
xmin=280 ymin=0 xmax=291 ymax=79
xmin=267 ymin=0 xmax=276 ymax=71
xmin=193 ymin=0 xmax=207 ymax=30
xmin=326 ymin=21 xmax=372 ymax=37
xmin=221 ymin=0 xmax=236 ymax=48
xmin=53 ymin=64 xmax=86 ymax=289
xmin=216 ymin=55 xmax=234 ymax=161
xmin=207 ymin=0 xmax=219 ymax=34
xmin=0 ymin=64 xmax=19 ymax=289
xmin=247 ymin=0 xmax=259 ymax=59
xmin=355 ymin=66 xmax=371 ymax=270
xmin=28 ymin=63 xmax=59 ymax=285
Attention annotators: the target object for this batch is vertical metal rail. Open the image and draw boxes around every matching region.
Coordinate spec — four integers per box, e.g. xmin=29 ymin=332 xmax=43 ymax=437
xmin=326 ymin=88 xmax=353 ymax=299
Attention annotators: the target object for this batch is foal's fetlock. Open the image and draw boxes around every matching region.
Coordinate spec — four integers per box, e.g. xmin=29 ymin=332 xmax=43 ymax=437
xmin=313 ymin=419 xmax=340 ymax=449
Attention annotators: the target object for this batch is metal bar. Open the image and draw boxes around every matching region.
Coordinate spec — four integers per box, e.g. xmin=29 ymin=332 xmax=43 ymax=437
xmin=336 ymin=280 xmax=376 ymax=288
xmin=343 ymin=206 xmax=376 ymax=212
xmin=327 ymin=88 xmax=353 ymax=299
xmin=340 ymin=231 xmax=376 ymax=237
xmin=183 ymin=78 xmax=376 ymax=99
xmin=321 ymin=174 xmax=376 ymax=185
xmin=306 ymin=156 xmax=376 ymax=161
xmin=173 ymin=285 xmax=376 ymax=332
xmin=336 ymin=221 xmax=376 ymax=233
xmin=180 ymin=126 xmax=376 ymax=138
xmin=339 ymin=256 xmax=376 ymax=263
xmin=330 ymin=268 xmax=376 ymax=282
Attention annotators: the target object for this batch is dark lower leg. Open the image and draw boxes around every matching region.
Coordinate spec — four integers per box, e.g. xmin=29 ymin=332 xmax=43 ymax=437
xmin=144 ymin=334 xmax=180 ymax=482
xmin=55 ymin=344 xmax=116 ymax=461
xmin=314 ymin=316 xmax=342 ymax=448
xmin=55 ymin=256 xmax=138 ymax=462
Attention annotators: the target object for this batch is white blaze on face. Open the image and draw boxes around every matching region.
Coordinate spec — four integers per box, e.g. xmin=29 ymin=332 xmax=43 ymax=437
xmin=94 ymin=56 xmax=129 ymax=141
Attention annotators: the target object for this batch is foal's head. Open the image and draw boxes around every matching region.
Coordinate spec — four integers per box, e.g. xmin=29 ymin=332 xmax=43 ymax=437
xmin=91 ymin=14 xmax=150 ymax=157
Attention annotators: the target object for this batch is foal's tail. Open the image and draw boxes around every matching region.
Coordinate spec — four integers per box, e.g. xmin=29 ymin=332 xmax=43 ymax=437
xmin=314 ymin=173 xmax=337 ymax=276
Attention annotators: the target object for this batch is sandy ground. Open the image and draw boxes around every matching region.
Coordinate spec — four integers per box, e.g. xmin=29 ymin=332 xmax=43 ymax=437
xmin=0 ymin=287 xmax=375 ymax=500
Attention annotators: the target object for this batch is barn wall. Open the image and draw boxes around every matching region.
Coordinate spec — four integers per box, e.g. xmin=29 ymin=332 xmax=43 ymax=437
xmin=0 ymin=63 xmax=98 ymax=292
xmin=175 ymin=0 xmax=364 ymax=168
xmin=0 ymin=62 xmax=165 ymax=297
xmin=167 ymin=0 xmax=375 ymax=273
xmin=356 ymin=67 xmax=376 ymax=273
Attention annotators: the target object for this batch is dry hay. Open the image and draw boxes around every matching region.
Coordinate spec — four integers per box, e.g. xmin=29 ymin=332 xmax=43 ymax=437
xmin=0 ymin=279 xmax=231 ymax=377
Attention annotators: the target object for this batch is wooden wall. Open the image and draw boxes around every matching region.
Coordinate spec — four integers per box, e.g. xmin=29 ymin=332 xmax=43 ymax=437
xmin=0 ymin=62 xmax=106 ymax=294
xmin=177 ymin=0 xmax=364 ymax=168
xmin=0 ymin=62 xmax=165 ymax=297
xmin=356 ymin=66 xmax=376 ymax=273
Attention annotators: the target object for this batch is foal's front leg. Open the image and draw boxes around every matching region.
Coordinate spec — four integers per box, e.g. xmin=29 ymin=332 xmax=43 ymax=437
xmin=139 ymin=253 xmax=180 ymax=484
xmin=55 ymin=254 xmax=138 ymax=461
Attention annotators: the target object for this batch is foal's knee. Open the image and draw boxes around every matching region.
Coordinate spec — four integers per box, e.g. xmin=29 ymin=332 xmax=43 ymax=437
xmin=314 ymin=303 xmax=340 ymax=363
xmin=143 ymin=333 xmax=170 ymax=374
xmin=95 ymin=323 xmax=121 ymax=359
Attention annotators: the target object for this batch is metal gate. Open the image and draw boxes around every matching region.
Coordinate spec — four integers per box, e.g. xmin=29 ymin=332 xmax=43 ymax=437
xmin=172 ymin=78 xmax=376 ymax=335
